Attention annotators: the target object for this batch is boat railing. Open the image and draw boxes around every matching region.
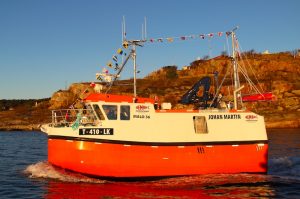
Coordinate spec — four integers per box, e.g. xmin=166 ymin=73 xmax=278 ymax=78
xmin=51 ymin=109 xmax=98 ymax=127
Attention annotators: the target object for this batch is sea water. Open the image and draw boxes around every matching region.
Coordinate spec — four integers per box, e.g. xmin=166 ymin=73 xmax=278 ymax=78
xmin=0 ymin=129 xmax=299 ymax=199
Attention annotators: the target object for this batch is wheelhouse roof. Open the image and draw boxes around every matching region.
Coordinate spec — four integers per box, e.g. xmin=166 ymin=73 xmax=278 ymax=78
xmin=85 ymin=93 xmax=155 ymax=104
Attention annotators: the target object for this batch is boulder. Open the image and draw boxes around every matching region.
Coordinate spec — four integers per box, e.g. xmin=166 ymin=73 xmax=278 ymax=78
xmin=272 ymin=81 xmax=293 ymax=93
xmin=292 ymin=90 xmax=300 ymax=96
xmin=49 ymin=91 xmax=75 ymax=109
xmin=284 ymin=92 xmax=295 ymax=97
xmin=49 ymin=83 xmax=97 ymax=109
xmin=284 ymin=97 xmax=299 ymax=108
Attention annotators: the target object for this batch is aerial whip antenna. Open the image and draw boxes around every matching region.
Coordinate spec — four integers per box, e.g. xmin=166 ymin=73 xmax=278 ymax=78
xmin=141 ymin=17 xmax=147 ymax=40
xmin=144 ymin=17 xmax=147 ymax=40
xmin=122 ymin=16 xmax=126 ymax=42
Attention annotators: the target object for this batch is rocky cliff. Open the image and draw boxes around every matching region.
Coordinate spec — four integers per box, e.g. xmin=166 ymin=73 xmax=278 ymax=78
xmin=1 ymin=51 xmax=299 ymax=130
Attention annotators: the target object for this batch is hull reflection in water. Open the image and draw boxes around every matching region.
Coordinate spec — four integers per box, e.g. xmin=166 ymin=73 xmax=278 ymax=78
xmin=25 ymin=161 xmax=276 ymax=198
xmin=45 ymin=174 xmax=275 ymax=199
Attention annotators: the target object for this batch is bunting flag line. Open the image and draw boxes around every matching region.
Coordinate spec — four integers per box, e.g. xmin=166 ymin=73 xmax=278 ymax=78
xmin=106 ymin=61 xmax=112 ymax=68
xmin=96 ymin=74 xmax=103 ymax=81
xmin=96 ymin=72 xmax=118 ymax=83
xmin=102 ymin=68 xmax=108 ymax=73
xmin=100 ymin=29 xmax=228 ymax=83
xmin=167 ymin=37 xmax=174 ymax=42
xmin=102 ymin=46 xmax=127 ymax=82
xmin=117 ymin=48 xmax=123 ymax=55
xmin=69 ymin=85 xmax=93 ymax=108
xmin=122 ymin=41 xmax=129 ymax=49
xmin=114 ymin=63 xmax=119 ymax=70
xmin=112 ymin=55 xmax=118 ymax=62
xmin=145 ymin=31 xmax=226 ymax=44
xmin=90 ymin=82 xmax=96 ymax=88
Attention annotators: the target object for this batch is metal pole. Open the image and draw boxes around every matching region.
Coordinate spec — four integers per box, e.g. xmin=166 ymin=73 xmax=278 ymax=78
xmin=133 ymin=44 xmax=137 ymax=98
xmin=232 ymin=32 xmax=238 ymax=91
xmin=231 ymin=32 xmax=240 ymax=109
xmin=234 ymin=85 xmax=244 ymax=110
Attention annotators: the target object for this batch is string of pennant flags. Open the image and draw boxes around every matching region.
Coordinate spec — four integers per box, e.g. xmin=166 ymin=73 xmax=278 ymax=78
xmin=98 ymin=30 xmax=232 ymax=82
xmin=96 ymin=44 xmax=129 ymax=82
xmin=104 ymin=48 xmax=128 ymax=71
xmin=145 ymin=31 xmax=228 ymax=43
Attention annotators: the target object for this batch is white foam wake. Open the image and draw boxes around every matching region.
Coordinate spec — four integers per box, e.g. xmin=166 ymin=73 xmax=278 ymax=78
xmin=23 ymin=161 xmax=105 ymax=183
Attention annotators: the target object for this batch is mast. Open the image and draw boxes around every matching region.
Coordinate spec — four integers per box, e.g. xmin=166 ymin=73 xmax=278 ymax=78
xmin=106 ymin=17 xmax=143 ymax=98
xmin=230 ymin=27 xmax=242 ymax=110
xmin=231 ymin=31 xmax=238 ymax=91
xmin=125 ymin=40 xmax=144 ymax=98
xmin=132 ymin=44 xmax=137 ymax=97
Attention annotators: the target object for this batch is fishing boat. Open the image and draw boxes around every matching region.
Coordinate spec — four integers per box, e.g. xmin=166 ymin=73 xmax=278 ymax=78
xmin=41 ymin=27 xmax=269 ymax=178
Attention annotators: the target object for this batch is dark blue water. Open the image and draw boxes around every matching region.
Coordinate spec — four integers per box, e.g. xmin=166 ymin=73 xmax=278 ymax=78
xmin=0 ymin=129 xmax=300 ymax=199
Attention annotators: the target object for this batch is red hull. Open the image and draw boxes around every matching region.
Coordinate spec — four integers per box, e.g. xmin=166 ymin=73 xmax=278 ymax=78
xmin=48 ymin=138 xmax=268 ymax=177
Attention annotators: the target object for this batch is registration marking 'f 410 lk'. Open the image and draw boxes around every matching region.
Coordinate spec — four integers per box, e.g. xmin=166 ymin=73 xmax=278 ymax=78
xmin=79 ymin=128 xmax=114 ymax=135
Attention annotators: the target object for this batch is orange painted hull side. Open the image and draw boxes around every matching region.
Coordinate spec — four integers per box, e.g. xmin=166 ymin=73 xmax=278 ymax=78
xmin=48 ymin=138 xmax=268 ymax=177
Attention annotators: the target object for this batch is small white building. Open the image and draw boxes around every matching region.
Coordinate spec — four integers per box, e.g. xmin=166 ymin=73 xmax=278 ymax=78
xmin=182 ymin=66 xmax=190 ymax=70
xmin=262 ymin=50 xmax=270 ymax=54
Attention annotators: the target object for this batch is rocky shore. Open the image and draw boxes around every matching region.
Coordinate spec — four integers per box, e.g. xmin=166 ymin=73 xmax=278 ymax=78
xmin=0 ymin=124 xmax=41 ymax=131
xmin=1 ymin=51 xmax=299 ymax=131
xmin=264 ymin=113 xmax=300 ymax=129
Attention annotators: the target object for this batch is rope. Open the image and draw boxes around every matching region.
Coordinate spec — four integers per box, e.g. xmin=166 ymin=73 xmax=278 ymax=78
xmin=236 ymin=41 xmax=265 ymax=93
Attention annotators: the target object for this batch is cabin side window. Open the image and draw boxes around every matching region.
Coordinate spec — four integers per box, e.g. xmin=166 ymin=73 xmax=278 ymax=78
xmin=102 ymin=105 xmax=118 ymax=120
xmin=120 ymin=105 xmax=130 ymax=120
xmin=193 ymin=116 xmax=208 ymax=134
xmin=92 ymin=104 xmax=105 ymax=120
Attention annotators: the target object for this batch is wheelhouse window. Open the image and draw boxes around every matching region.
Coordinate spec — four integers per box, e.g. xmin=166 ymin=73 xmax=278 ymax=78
xmin=102 ymin=105 xmax=117 ymax=120
xmin=92 ymin=104 xmax=105 ymax=120
xmin=120 ymin=105 xmax=130 ymax=120
xmin=85 ymin=104 xmax=96 ymax=118
xmin=193 ymin=116 xmax=208 ymax=134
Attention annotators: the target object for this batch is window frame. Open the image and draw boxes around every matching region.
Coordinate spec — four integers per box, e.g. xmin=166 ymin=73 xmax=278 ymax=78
xmin=102 ymin=105 xmax=118 ymax=120
xmin=120 ymin=105 xmax=130 ymax=120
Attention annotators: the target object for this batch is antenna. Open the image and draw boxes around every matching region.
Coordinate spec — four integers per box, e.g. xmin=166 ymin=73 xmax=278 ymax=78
xmin=144 ymin=17 xmax=147 ymax=40
xmin=122 ymin=16 xmax=126 ymax=42
xmin=142 ymin=24 xmax=144 ymax=40
xmin=141 ymin=17 xmax=147 ymax=41
xmin=122 ymin=16 xmax=127 ymax=65
xmin=121 ymin=21 xmax=123 ymax=42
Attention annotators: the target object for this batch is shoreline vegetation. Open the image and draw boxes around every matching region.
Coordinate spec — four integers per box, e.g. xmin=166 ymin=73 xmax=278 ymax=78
xmin=1 ymin=51 xmax=300 ymax=131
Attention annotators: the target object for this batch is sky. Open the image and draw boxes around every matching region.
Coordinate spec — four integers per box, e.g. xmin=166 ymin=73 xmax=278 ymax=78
xmin=0 ymin=0 xmax=299 ymax=99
